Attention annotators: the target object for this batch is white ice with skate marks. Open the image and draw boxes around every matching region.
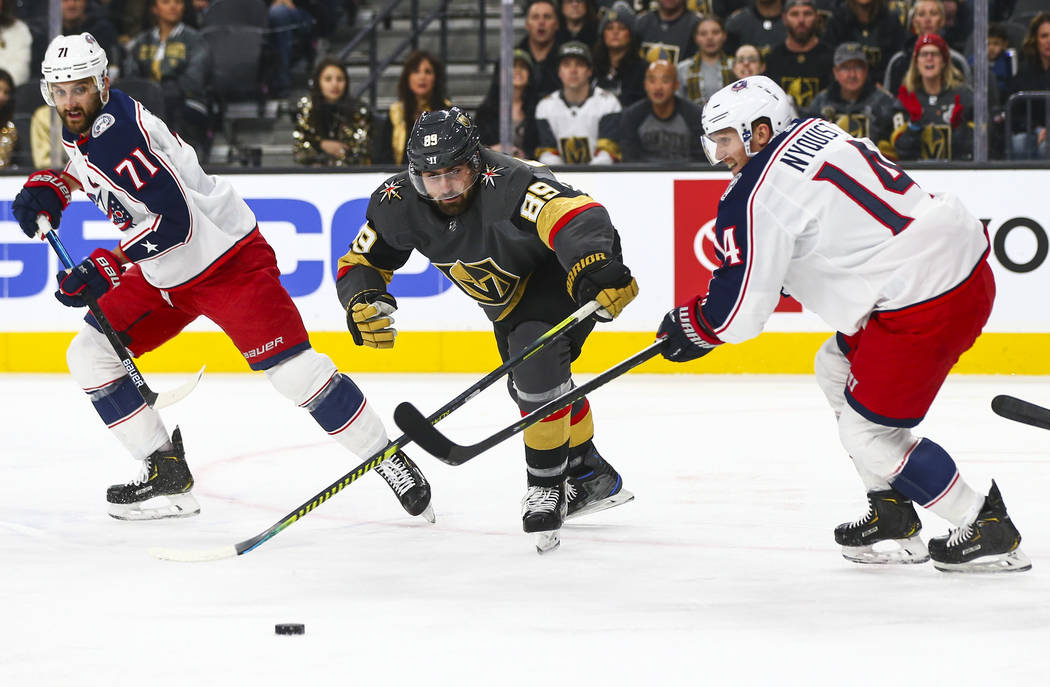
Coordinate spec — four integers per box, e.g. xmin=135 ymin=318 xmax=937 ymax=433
xmin=2 ymin=372 xmax=1050 ymax=685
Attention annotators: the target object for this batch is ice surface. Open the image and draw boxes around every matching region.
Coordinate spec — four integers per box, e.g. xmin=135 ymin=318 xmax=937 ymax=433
xmin=2 ymin=372 xmax=1048 ymax=685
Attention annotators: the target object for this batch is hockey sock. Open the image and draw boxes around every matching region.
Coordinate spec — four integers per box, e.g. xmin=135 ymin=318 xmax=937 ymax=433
xmin=304 ymin=373 xmax=388 ymax=458
xmin=86 ymin=376 xmax=170 ymax=459
xmin=850 ymin=455 xmax=892 ymax=491
xmin=890 ymin=438 xmax=981 ymax=525
xmin=568 ymin=397 xmax=594 ymax=451
xmin=526 ymin=444 xmax=568 ymax=488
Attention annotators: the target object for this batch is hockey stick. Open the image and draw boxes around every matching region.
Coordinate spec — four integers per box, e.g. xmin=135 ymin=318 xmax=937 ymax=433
xmin=149 ymin=301 xmax=604 ymax=562
xmin=36 ymin=216 xmax=203 ymax=409
xmin=991 ymin=394 xmax=1050 ymax=431
xmin=394 ymin=338 xmax=667 ymax=466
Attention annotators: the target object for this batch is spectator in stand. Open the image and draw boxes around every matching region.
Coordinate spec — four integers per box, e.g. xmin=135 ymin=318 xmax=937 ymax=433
xmin=1007 ymin=12 xmax=1050 ymax=160
xmin=474 ymin=48 xmax=540 ymax=159
xmin=808 ymin=42 xmax=906 ymax=157
xmin=764 ymin=0 xmax=833 ymax=109
xmin=103 ymin=0 xmax=151 ymax=41
xmin=725 ymin=0 xmax=786 ymax=56
xmin=893 ymin=33 xmax=973 ymax=161
xmin=123 ymin=0 xmax=212 ymax=156
xmin=389 ymin=50 xmax=452 ymax=165
xmin=979 ymin=23 xmax=1016 ymax=102
xmin=592 ymin=1 xmax=647 ymax=107
xmin=822 ymin=0 xmax=907 ymax=83
xmin=635 ymin=0 xmax=701 ymax=64
xmin=884 ymin=0 xmax=970 ymax=96
xmin=677 ymin=14 xmax=732 ymax=109
xmin=62 ymin=0 xmax=122 ymax=70
xmin=556 ymin=0 xmax=598 ymax=47
xmin=620 ymin=59 xmax=705 ymax=163
xmin=0 ymin=68 xmax=16 ymax=168
xmin=732 ymin=43 xmax=766 ymax=78
xmin=0 ymin=0 xmax=32 ymax=86
xmin=519 ymin=0 xmax=562 ymax=98
xmin=535 ymin=41 xmax=622 ymax=164
xmin=293 ymin=57 xmax=372 ymax=166
xmin=267 ymin=0 xmax=317 ymax=98
xmin=940 ymin=0 xmax=972 ymax=54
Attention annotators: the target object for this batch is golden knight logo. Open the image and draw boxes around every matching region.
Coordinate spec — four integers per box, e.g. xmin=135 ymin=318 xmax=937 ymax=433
xmin=434 ymin=258 xmax=521 ymax=305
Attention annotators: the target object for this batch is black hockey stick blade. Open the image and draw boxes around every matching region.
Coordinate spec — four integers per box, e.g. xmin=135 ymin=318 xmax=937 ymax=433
xmin=38 ymin=216 xmax=202 ymax=409
xmin=991 ymin=394 xmax=1050 ymax=431
xmin=396 ymin=339 xmax=667 ymax=465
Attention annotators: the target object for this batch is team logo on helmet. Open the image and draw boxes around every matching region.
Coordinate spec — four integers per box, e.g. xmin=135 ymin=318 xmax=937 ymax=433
xmin=378 ymin=180 xmax=403 ymax=203
xmin=456 ymin=113 xmax=471 ymax=128
xmin=92 ymin=113 xmax=115 ymax=138
xmin=732 ymin=80 xmax=748 ymax=91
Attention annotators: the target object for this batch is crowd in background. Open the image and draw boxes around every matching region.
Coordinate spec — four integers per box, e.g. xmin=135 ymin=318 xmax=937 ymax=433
xmin=0 ymin=0 xmax=1048 ymax=169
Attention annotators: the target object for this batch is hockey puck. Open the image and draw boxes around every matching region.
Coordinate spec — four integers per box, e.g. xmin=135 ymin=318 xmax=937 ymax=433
xmin=275 ymin=623 xmax=305 ymax=635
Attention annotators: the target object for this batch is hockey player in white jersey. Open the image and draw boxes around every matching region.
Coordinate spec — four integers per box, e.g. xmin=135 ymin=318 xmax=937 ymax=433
xmin=10 ymin=33 xmax=433 ymax=523
xmin=655 ymin=75 xmax=1030 ymax=573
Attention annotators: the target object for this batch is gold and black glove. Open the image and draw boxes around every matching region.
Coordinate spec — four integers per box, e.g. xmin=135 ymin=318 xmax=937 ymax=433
xmin=566 ymin=252 xmax=639 ymax=321
xmin=346 ymin=290 xmax=398 ymax=349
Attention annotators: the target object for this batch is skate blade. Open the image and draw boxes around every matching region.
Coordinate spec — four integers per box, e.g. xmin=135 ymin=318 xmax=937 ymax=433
xmin=933 ymin=548 xmax=1033 ymax=573
xmin=535 ymin=530 xmax=561 ymax=555
xmin=418 ymin=504 xmax=436 ymax=524
xmin=841 ymin=535 xmax=930 ymax=565
xmin=567 ymin=489 xmax=635 ymax=520
xmin=108 ymin=493 xmax=200 ymax=521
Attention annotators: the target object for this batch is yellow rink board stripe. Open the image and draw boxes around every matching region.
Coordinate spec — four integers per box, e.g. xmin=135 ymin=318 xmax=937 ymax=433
xmin=1 ymin=331 xmax=1048 ymax=374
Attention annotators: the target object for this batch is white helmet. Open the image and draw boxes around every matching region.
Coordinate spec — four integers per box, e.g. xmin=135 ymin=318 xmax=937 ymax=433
xmin=700 ymin=75 xmax=796 ymax=165
xmin=40 ymin=33 xmax=109 ymax=107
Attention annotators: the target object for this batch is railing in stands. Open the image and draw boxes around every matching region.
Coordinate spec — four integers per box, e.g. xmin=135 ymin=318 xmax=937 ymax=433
xmin=1004 ymin=91 xmax=1050 ymax=161
xmin=337 ymin=0 xmax=455 ymax=111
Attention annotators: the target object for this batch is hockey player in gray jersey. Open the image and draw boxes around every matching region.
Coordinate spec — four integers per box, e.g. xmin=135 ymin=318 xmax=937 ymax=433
xmin=335 ymin=108 xmax=639 ymax=552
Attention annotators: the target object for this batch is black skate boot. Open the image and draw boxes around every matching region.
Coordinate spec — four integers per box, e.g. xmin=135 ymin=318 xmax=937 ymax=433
xmin=522 ymin=478 xmax=567 ymax=555
xmin=834 ymin=488 xmax=929 ymax=564
xmin=929 ymin=481 xmax=1031 ymax=573
xmin=376 ymin=451 xmax=435 ymax=523
xmin=107 ymin=427 xmax=200 ymax=520
xmin=566 ymin=445 xmax=635 ymax=519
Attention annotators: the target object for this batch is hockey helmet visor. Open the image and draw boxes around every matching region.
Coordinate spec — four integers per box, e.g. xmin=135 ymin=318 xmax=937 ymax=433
xmin=40 ymin=32 xmax=109 ymax=107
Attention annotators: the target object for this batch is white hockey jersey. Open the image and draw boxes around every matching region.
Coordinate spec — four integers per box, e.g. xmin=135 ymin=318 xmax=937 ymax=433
xmin=61 ymin=89 xmax=256 ymax=289
xmin=698 ymin=117 xmax=989 ymax=343
xmin=535 ymin=87 xmax=623 ymax=164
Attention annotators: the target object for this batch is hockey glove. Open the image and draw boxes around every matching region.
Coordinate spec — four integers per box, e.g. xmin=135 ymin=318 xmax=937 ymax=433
xmin=657 ymin=297 xmax=721 ymax=363
xmin=897 ymin=86 xmax=923 ymax=124
xmin=566 ymin=253 xmax=639 ymax=322
xmin=12 ymin=170 xmax=73 ymax=238
xmin=347 ymin=290 xmax=398 ymax=349
xmin=55 ymin=248 xmax=124 ymax=308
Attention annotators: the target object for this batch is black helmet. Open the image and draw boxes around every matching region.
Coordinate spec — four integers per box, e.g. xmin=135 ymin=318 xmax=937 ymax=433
xmin=406 ymin=107 xmax=482 ymax=200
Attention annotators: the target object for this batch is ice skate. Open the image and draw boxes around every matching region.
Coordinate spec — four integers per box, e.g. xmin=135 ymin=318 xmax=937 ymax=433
xmin=834 ymin=488 xmax=929 ymax=564
xmin=107 ymin=427 xmax=200 ymax=521
xmin=929 ymin=481 xmax=1031 ymax=573
xmin=376 ymin=451 xmax=435 ymax=523
xmin=522 ymin=480 xmax=567 ymax=554
xmin=566 ymin=446 xmax=634 ymax=519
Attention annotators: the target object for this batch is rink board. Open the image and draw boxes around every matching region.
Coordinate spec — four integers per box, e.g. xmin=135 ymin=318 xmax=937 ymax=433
xmin=2 ymin=168 xmax=1049 ymax=373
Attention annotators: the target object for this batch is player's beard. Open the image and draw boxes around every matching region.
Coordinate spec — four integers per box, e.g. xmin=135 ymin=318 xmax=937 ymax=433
xmin=59 ymin=97 xmax=102 ymax=135
xmin=433 ymin=182 xmax=477 ymax=216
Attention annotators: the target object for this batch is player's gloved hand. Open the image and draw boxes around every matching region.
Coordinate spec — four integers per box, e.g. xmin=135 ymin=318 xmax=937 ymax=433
xmin=897 ymin=86 xmax=923 ymax=124
xmin=566 ymin=252 xmax=639 ymax=322
xmin=54 ymin=248 xmax=124 ymax=307
xmin=657 ymin=297 xmax=720 ymax=363
xmin=346 ymin=290 xmax=398 ymax=349
xmin=12 ymin=169 xmax=73 ymax=238
xmin=946 ymin=94 xmax=964 ymax=128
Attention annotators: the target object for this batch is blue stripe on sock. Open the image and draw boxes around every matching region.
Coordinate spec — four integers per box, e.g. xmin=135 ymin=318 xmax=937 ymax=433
xmin=90 ymin=377 xmax=145 ymax=426
xmin=308 ymin=374 xmax=365 ymax=433
xmin=891 ymin=438 xmax=959 ymax=507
